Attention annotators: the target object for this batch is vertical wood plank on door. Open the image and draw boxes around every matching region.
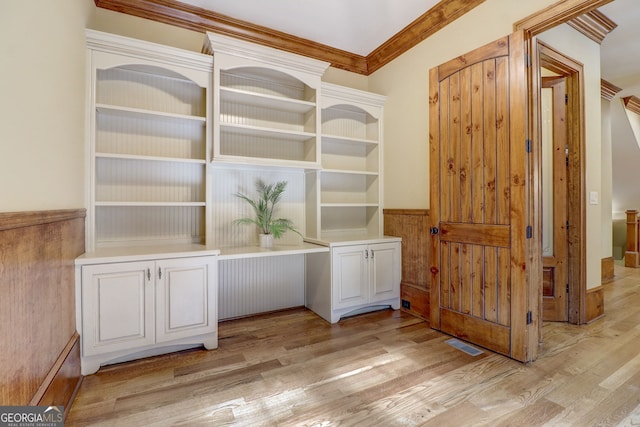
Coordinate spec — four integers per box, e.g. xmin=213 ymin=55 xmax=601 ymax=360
xmin=442 ymin=241 xmax=451 ymax=310
xmin=471 ymin=63 xmax=484 ymax=224
xmin=496 ymin=56 xmax=510 ymax=225
xmin=440 ymin=78 xmax=451 ymax=223
xmin=485 ymin=247 xmax=498 ymax=323
xmin=460 ymin=66 xmax=473 ymax=223
xmin=498 ymin=247 xmax=511 ymax=326
xmin=484 ymin=59 xmax=498 ymax=224
xmin=472 ymin=245 xmax=484 ymax=318
xmin=450 ymin=72 xmax=462 ymax=224
xmin=461 ymin=243 xmax=472 ymax=314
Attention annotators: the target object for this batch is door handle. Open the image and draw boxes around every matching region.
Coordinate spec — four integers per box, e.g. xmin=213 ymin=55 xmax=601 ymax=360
xmin=147 ymin=268 xmax=151 ymax=281
xmin=158 ymin=267 xmax=162 ymax=280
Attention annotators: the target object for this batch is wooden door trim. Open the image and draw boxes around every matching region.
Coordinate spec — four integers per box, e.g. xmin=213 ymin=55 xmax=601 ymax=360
xmin=533 ymin=40 xmax=586 ymax=324
xmin=514 ymin=0 xmax=614 ymax=37
xmin=428 ymin=66 xmax=441 ymax=329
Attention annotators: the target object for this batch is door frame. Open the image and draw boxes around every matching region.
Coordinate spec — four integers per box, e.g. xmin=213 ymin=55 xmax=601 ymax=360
xmin=516 ymin=1 xmax=607 ymax=325
xmin=533 ymin=41 xmax=586 ymax=324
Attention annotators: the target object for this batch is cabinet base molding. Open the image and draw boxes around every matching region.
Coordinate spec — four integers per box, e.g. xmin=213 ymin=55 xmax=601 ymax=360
xmin=30 ymin=332 xmax=82 ymax=419
xmin=81 ymin=334 xmax=217 ymax=375
xmin=400 ymin=283 xmax=430 ymax=321
xmin=309 ymin=297 xmax=400 ymax=324
xmin=586 ymin=286 xmax=605 ymax=323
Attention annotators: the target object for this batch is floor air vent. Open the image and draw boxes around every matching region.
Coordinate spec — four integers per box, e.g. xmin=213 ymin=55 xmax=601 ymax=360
xmin=445 ymin=338 xmax=483 ymax=356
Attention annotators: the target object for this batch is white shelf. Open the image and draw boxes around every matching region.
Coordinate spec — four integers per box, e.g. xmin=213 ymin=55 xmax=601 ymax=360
xmin=96 ymin=103 xmax=206 ymax=124
xmin=321 ymin=203 xmax=379 ymax=208
xmin=322 ymin=169 xmax=379 ymax=176
xmin=212 ymin=156 xmax=320 ymax=170
xmin=217 ymin=243 xmax=329 ymax=260
xmin=95 ymin=153 xmax=206 ymax=164
xmin=76 ymin=243 xmax=219 ymax=265
xmin=95 ymin=202 xmax=206 ymax=207
xmin=322 ymin=134 xmax=378 ymax=146
xmin=220 ymin=87 xmax=315 ymax=113
xmin=220 ymin=123 xmax=315 ymax=142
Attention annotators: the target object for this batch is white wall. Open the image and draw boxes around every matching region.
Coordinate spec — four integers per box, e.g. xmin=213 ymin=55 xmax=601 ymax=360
xmin=601 ymin=98 xmax=613 ymax=259
xmin=367 ymin=0 xmax=559 ymax=209
xmin=537 ymin=25 xmax=602 ymax=288
xmin=367 ymin=1 xmax=604 ymax=288
xmin=0 ymin=0 xmax=92 ymax=212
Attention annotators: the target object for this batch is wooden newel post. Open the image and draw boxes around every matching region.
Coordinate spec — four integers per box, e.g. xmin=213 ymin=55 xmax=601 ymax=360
xmin=625 ymin=210 xmax=640 ymax=267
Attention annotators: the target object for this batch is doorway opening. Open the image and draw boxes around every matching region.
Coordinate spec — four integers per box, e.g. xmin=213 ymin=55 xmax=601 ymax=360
xmin=534 ymin=40 xmax=586 ymax=325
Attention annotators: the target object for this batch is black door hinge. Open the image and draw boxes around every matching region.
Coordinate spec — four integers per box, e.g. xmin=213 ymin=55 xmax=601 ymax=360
xmin=565 ymin=93 xmax=569 ymax=104
xmin=526 ymin=139 xmax=532 ymax=153
xmin=526 ymin=311 xmax=533 ymax=325
xmin=526 ymin=225 xmax=533 ymax=239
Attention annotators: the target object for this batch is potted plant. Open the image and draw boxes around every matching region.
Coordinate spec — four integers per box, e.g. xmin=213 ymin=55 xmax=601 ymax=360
xmin=234 ymin=179 xmax=301 ymax=248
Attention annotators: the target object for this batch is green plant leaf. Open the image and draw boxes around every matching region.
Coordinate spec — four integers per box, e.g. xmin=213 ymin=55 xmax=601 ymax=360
xmin=233 ymin=179 xmax=299 ymax=239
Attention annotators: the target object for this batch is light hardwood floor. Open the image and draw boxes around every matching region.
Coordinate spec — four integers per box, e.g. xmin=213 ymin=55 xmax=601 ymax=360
xmin=67 ymin=264 xmax=640 ymax=426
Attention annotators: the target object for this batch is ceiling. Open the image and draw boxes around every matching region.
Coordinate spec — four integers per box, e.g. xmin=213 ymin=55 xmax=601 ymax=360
xmin=174 ymin=0 xmax=638 ymax=93
xmin=180 ymin=0 xmax=440 ymax=56
xmin=97 ymin=0 xmax=640 ymax=93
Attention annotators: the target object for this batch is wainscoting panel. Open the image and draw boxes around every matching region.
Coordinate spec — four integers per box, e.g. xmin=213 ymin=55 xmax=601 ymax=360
xmin=383 ymin=209 xmax=430 ymax=320
xmin=0 ymin=209 xmax=85 ymax=413
xmin=218 ymin=254 xmax=305 ymax=320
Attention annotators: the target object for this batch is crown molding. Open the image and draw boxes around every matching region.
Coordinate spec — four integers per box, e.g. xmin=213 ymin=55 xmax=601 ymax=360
xmin=567 ymin=9 xmax=616 ymax=44
xmin=94 ymin=0 xmax=367 ymax=74
xmin=365 ymin=0 xmax=486 ymax=74
xmin=623 ymin=96 xmax=640 ymax=115
xmin=94 ymin=0 xmax=484 ymax=76
xmin=514 ymin=0 xmax=613 ymax=36
xmin=601 ymin=79 xmax=622 ymax=101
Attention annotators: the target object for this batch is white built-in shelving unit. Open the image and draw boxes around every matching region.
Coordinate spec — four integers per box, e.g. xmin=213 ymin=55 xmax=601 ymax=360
xmin=77 ymin=30 xmax=402 ymax=374
xmin=205 ymin=33 xmax=327 ymax=170
xmin=77 ymin=30 xmax=219 ymax=375
xmin=306 ymin=83 xmax=386 ymax=241
xmin=86 ymin=31 xmax=213 ymax=251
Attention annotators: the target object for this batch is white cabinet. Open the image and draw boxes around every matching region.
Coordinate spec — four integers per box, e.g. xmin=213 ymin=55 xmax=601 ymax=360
xmin=306 ymin=239 xmax=401 ymax=323
xmin=85 ymin=30 xmax=213 ymax=251
xmin=77 ymin=252 xmax=218 ymax=375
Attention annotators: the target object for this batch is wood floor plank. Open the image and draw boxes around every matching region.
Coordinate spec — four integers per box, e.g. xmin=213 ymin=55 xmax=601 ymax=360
xmin=66 ymin=264 xmax=640 ymax=426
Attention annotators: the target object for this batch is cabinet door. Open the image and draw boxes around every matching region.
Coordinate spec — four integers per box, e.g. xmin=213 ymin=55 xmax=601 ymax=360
xmin=81 ymin=261 xmax=155 ymax=356
xmin=369 ymin=242 xmax=401 ymax=303
xmin=332 ymin=245 xmax=368 ymax=309
xmin=156 ymin=256 xmax=217 ymax=343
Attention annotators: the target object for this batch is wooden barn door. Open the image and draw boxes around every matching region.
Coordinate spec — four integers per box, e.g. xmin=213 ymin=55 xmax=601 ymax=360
xmin=429 ymin=31 xmax=537 ymax=362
